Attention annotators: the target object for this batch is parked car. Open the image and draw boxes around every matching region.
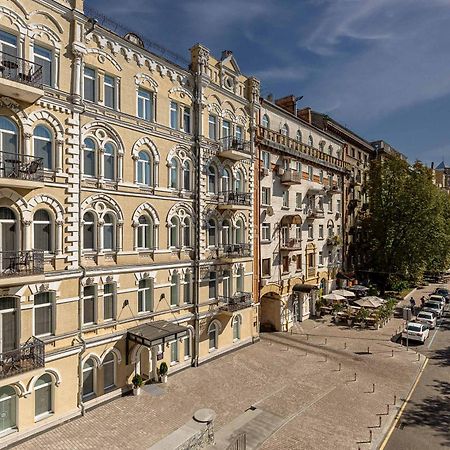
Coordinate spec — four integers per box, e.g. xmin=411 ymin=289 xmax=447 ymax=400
xmin=429 ymin=294 xmax=446 ymax=307
xmin=402 ymin=322 xmax=430 ymax=344
xmin=423 ymin=301 xmax=443 ymax=318
xmin=416 ymin=311 xmax=437 ymax=329
xmin=434 ymin=288 xmax=449 ymax=303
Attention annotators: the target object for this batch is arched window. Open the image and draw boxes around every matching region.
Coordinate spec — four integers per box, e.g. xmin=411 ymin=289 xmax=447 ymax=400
xmin=237 ymin=266 xmax=244 ymax=292
xmin=103 ymin=352 xmax=116 ymax=390
xmin=281 ymin=124 xmax=289 ymax=137
xmin=169 ymin=217 xmax=179 ymax=248
xmin=207 ymin=219 xmax=216 ymax=247
xmin=0 ymin=207 xmax=18 ymax=258
xmin=183 ymin=217 xmax=191 ymax=247
xmin=233 ymin=315 xmax=242 ymax=341
xmin=296 ymin=130 xmax=302 ymax=142
xmin=33 ymin=209 xmax=52 ymax=252
xmin=208 ymin=322 xmax=218 ymax=351
xmin=222 ymin=219 xmax=231 ymax=245
xmin=235 ymin=219 xmax=244 ymax=244
xmin=82 ymin=358 xmax=95 ymax=399
xmin=138 ymin=214 xmax=154 ymax=249
xmin=137 ymin=151 xmax=151 ymax=186
xmin=35 ymin=373 xmax=53 ymax=419
xmin=0 ymin=116 xmax=18 ymax=156
xmin=170 ymin=158 xmax=178 ymax=189
xmin=308 ymin=135 xmax=313 ymax=147
xmin=170 ymin=272 xmax=179 ymax=306
xmin=262 ymin=114 xmax=270 ymax=128
xmin=184 ymin=272 xmax=192 ymax=304
xmin=207 ymin=165 xmax=216 ymax=193
xmin=83 ymin=138 xmax=96 ymax=177
xmin=0 ymin=386 xmax=16 ymax=433
xmin=327 ymin=221 xmax=334 ymax=238
xmin=104 ymin=143 xmax=115 ymax=180
xmin=83 ymin=212 xmax=95 ymax=251
xmin=183 ymin=161 xmax=191 ymax=191
xmin=103 ymin=213 xmax=114 ymax=251
xmin=222 ymin=167 xmax=231 ymax=193
xmin=33 ymin=125 xmax=52 ymax=170
xmin=234 ymin=170 xmax=244 ymax=193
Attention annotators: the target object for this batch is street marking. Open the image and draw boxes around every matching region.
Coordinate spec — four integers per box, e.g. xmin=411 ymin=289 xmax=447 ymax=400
xmin=427 ymin=322 xmax=440 ymax=349
xmin=379 ymin=357 xmax=429 ymax=450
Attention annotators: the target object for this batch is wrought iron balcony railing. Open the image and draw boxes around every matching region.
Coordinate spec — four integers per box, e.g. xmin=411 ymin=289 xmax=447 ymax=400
xmin=217 ymin=243 xmax=252 ymax=259
xmin=0 ymin=337 xmax=45 ymax=379
xmin=218 ymin=191 xmax=252 ymax=206
xmin=280 ymin=169 xmax=302 ymax=185
xmin=0 ymin=51 xmax=43 ymax=88
xmin=0 ymin=151 xmax=44 ymax=182
xmin=280 ymin=238 xmax=302 ymax=250
xmin=218 ymin=292 xmax=253 ymax=312
xmin=306 ymin=209 xmax=325 ymax=219
xmin=0 ymin=250 xmax=44 ymax=278
xmin=219 ymin=136 xmax=251 ymax=155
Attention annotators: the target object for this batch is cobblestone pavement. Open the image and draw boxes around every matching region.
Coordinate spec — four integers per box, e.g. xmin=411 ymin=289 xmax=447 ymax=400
xmin=15 ymin=286 xmax=439 ymax=450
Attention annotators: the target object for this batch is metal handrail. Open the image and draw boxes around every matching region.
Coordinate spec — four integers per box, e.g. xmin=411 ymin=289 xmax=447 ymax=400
xmin=0 ymin=50 xmax=43 ymax=88
xmin=0 ymin=151 xmax=44 ymax=181
xmin=0 ymin=250 xmax=44 ymax=277
xmin=218 ymin=191 xmax=252 ymax=206
xmin=219 ymin=136 xmax=251 ymax=154
xmin=218 ymin=243 xmax=252 ymax=258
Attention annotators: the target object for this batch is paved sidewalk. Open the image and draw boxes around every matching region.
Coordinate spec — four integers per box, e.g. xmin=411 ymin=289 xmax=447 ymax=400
xmin=15 ymin=287 xmax=434 ymax=450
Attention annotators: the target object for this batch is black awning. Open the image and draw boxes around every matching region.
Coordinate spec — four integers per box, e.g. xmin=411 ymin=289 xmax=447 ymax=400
xmin=292 ymin=284 xmax=318 ymax=292
xmin=127 ymin=320 xmax=189 ymax=348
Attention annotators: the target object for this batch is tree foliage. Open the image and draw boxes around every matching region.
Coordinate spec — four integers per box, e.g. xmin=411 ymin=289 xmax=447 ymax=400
xmin=358 ymin=155 xmax=450 ymax=290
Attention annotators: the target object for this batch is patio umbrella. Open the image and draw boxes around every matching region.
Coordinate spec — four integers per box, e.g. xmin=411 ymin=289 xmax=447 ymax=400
xmin=322 ymin=293 xmax=346 ymax=302
xmin=354 ymin=296 xmax=384 ymax=308
xmin=332 ymin=289 xmax=356 ymax=298
xmin=349 ymin=285 xmax=369 ymax=292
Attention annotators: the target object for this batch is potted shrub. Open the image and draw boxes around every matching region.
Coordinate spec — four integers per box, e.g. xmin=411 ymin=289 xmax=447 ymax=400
xmin=159 ymin=362 xmax=168 ymax=383
xmin=355 ymin=307 xmax=370 ymax=327
xmin=132 ymin=374 xmax=143 ymax=396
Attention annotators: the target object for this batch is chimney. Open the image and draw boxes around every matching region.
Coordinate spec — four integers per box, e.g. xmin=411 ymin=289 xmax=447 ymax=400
xmin=275 ymin=95 xmax=296 ymax=114
xmin=298 ymin=107 xmax=312 ymax=124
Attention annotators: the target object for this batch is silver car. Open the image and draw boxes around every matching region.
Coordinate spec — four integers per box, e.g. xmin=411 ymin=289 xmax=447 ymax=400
xmin=416 ymin=310 xmax=437 ymax=329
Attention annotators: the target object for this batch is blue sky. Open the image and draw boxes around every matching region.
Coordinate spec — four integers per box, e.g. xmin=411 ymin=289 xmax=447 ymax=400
xmin=85 ymin=0 xmax=450 ymax=165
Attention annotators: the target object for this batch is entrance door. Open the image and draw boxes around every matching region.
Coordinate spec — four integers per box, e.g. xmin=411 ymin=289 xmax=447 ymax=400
xmin=137 ymin=346 xmax=152 ymax=381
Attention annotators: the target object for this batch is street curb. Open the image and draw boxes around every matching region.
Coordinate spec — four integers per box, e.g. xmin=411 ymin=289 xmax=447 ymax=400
xmin=402 ymin=287 xmax=417 ymax=301
xmin=377 ymin=356 xmax=429 ymax=450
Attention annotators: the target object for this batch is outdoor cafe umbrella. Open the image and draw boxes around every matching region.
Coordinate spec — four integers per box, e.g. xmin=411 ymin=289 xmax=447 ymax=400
xmin=332 ymin=289 xmax=356 ymax=298
xmin=349 ymin=285 xmax=369 ymax=293
xmin=322 ymin=293 xmax=346 ymax=302
xmin=354 ymin=296 xmax=384 ymax=309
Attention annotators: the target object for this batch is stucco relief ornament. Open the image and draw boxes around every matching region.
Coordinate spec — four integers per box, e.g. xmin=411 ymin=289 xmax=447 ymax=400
xmin=39 ymin=284 xmax=49 ymax=292
xmin=97 ymin=54 xmax=106 ymax=64
xmin=106 ymin=276 xmax=113 ymax=283
xmin=197 ymin=47 xmax=210 ymax=73
xmin=0 ymin=96 xmax=21 ymax=113
xmin=86 ymin=277 xmax=94 ymax=285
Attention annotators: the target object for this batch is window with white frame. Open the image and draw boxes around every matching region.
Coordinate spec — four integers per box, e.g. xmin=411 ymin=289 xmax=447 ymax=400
xmin=184 ymin=272 xmax=192 ymax=304
xmin=83 ymin=212 xmax=95 ymax=251
xmin=170 ymin=158 xmax=179 ymax=189
xmin=208 ymin=271 xmax=217 ymax=300
xmin=83 ymin=138 xmax=96 ymax=177
xmin=207 ymin=219 xmax=216 ymax=247
xmin=103 ymin=213 xmax=114 ymax=251
xmin=222 ymin=167 xmax=231 ymax=192
xmin=262 ymin=114 xmax=269 ymax=128
xmin=183 ymin=217 xmax=191 ymax=247
xmin=296 ymin=193 xmax=302 ymax=209
xmin=208 ymin=322 xmax=218 ymax=351
xmin=236 ymin=267 xmax=244 ymax=292
xmin=308 ymin=224 xmax=313 ymax=240
xmin=104 ymin=143 xmax=115 ymax=180
xmin=329 ymin=197 xmax=333 ymax=212
xmin=137 ymin=214 xmax=154 ymax=249
xmin=34 ymin=292 xmax=53 ymax=337
xmin=183 ymin=107 xmax=191 ymax=133
xmin=104 ymin=75 xmax=115 ymax=109
xmin=34 ymin=374 xmax=53 ymax=419
xmin=103 ymin=352 xmax=116 ymax=390
xmin=169 ymin=217 xmax=180 ymax=248
xmin=296 ymin=161 xmax=302 ymax=173
xmin=183 ymin=161 xmax=191 ymax=190
xmin=33 ymin=209 xmax=52 ymax=252
xmin=282 ymin=190 xmax=289 ymax=208
xmin=0 ymin=116 xmax=18 ymax=156
xmin=170 ymin=101 xmax=178 ymax=129
xmin=236 ymin=125 xmax=243 ymax=142
xmin=328 ymin=145 xmax=333 ymax=157
xmin=137 ymin=151 xmax=152 ymax=185
xmin=319 ymin=251 xmax=323 ymax=266
xmin=262 ymin=151 xmax=270 ymax=169
xmin=281 ymin=124 xmax=289 ymax=136
xmin=82 ymin=358 xmax=95 ymax=399
xmin=170 ymin=340 xmax=179 ymax=364
xmin=235 ymin=219 xmax=244 ymax=244
xmin=83 ymin=67 xmax=96 ymax=102
xmin=207 ymin=165 xmax=216 ymax=193
xmin=83 ymin=285 xmax=96 ymax=326
xmin=34 ymin=45 xmax=53 ymax=87
xmin=208 ymin=114 xmax=217 ymax=140
xmin=308 ymin=166 xmax=313 ymax=181
xmin=170 ymin=272 xmax=179 ymax=306
xmin=103 ymin=283 xmax=115 ymax=321
xmin=336 ymin=199 xmax=341 ymax=214
xmin=233 ymin=315 xmax=241 ymax=341
xmin=295 ymin=224 xmax=302 ymax=240
xmin=261 ymin=222 xmax=270 ymax=241
xmin=235 ymin=170 xmax=244 ymax=193
xmin=137 ymin=88 xmax=153 ymax=121
xmin=0 ymin=386 xmax=16 ymax=433
xmin=319 ymin=225 xmax=324 ymax=239
xmin=261 ymin=187 xmax=271 ymax=205
xmin=308 ymin=135 xmax=313 ymax=147
xmin=319 ymin=170 xmax=324 ymax=183
xmin=222 ymin=120 xmax=231 ymax=140
xmin=183 ymin=335 xmax=191 ymax=359
xmin=296 ymin=130 xmax=302 ymax=142
xmin=33 ymin=125 xmax=52 ymax=170
xmin=138 ymin=278 xmax=153 ymax=313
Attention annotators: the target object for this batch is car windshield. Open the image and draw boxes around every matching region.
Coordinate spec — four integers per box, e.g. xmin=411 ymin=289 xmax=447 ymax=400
xmin=407 ymin=324 xmax=422 ymax=332
xmin=424 ymin=303 xmax=439 ymax=309
xmin=418 ymin=313 xmax=432 ymax=319
xmin=436 ymin=289 xmax=448 ymax=295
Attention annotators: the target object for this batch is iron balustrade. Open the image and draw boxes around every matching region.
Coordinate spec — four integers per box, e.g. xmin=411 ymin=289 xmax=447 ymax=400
xmin=0 ymin=151 xmax=44 ymax=182
xmin=0 ymin=337 xmax=45 ymax=379
xmin=0 ymin=250 xmax=44 ymax=277
xmin=218 ymin=243 xmax=252 ymax=259
xmin=0 ymin=51 xmax=43 ymax=88
xmin=218 ymin=191 xmax=252 ymax=206
xmin=280 ymin=169 xmax=303 ymax=185
xmin=306 ymin=209 xmax=325 ymax=219
xmin=218 ymin=292 xmax=253 ymax=312
xmin=280 ymin=238 xmax=302 ymax=250
xmin=219 ymin=136 xmax=251 ymax=155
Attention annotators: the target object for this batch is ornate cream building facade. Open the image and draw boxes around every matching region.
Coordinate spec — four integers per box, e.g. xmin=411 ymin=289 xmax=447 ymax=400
xmin=256 ymin=96 xmax=351 ymax=332
xmin=0 ymin=0 xmax=258 ymax=445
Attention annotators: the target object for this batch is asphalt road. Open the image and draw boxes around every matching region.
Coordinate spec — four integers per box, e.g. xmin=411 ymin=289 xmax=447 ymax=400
xmin=385 ymin=283 xmax=450 ymax=450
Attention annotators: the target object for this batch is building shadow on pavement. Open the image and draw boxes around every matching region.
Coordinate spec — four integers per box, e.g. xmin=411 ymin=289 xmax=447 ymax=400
xmin=430 ymin=345 xmax=450 ymax=366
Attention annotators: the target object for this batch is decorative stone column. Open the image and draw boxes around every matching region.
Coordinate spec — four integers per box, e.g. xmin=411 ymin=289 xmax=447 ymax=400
xmin=23 ymin=132 xmax=32 ymax=157
xmin=22 ymin=220 xmax=32 ymax=251
xmin=56 ymin=138 xmax=64 ymax=173
xmin=55 ymin=220 xmax=63 ymax=255
xmin=116 ymin=221 xmax=123 ymax=252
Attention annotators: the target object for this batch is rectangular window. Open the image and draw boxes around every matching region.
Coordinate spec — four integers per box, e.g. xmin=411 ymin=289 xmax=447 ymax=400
xmin=209 ymin=272 xmax=216 ymax=300
xmin=337 ymin=199 xmax=341 ymax=213
xmin=358 ymin=151 xmax=362 ymax=161
xmin=296 ymin=254 xmax=302 ymax=271
xmin=183 ymin=107 xmax=191 ymax=133
xmin=236 ymin=125 xmax=243 ymax=142
xmin=83 ymin=286 xmax=95 ymax=325
xmin=222 ymin=120 xmax=231 ymax=138
xmin=296 ymin=193 xmax=302 ymax=209
xmin=308 ymin=253 xmax=314 ymax=268
xmin=183 ymin=336 xmax=191 ymax=359
xmin=319 ymin=251 xmax=323 ymax=265
xmin=170 ymin=101 xmax=178 ymax=129
xmin=208 ymin=115 xmax=217 ymax=140
xmin=261 ymin=223 xmax=271 ymax=241
xmin=137 ymin=88 xmax=153 ymax=121
xmin=296 ymin=161 xmax=302 ymax=173
xmin=282 ymin=255 xmax=289 ymax=273
xmin=138 ymin=279 xmax=153 ymax=313
xmin=328 ymin=174 xmax=333 ymax=188
xmin=261 ymin=187 xmax=271 ymax=205
xmin=319 ymin=225 xmax=324 ymax=239
xmin=319 ymin=170 xmax=324 ymax=183
xmin=282 ymin=190 xmax=289 ymax=208
xmin=329 ymin=197 xmax=333 ymax=213
xmin=295 ymin=224 xmax=302 ymax=240
xmin=34 ymin=292 xmax=53 ymax=336
xmin=262 ymin=258 xmax=271 ymax=276
xmin=104 ymin=75 xmax=115 ymax=109
xmin=103 ymin=283 xmax=115 ymax=321
xmin=34 ymin=45 xmax=52 ymax=86
xmin=184 ymin=273 xmax=192 ymax=304
xmin=170 ymin=341 xmax=178 ymax=364
xmin=283 ymin=159 xmax=289 ymax=170
xmin=308 ymin=224 xmax=313 ymax=240
xmin=308 ymin=166 xmax=313 ymax=181
xmin=83 ymin=67 xmax=96 ymax=102
xmin=170 ymin=276 xmax=179 ymax=306
xmin=262 ymin=151 xmax=270 ymax=169
xmin=337 ymin=225 xmax=341 ymax=237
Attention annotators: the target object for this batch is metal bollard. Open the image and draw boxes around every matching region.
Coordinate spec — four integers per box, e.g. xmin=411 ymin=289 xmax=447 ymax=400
xmin=372 ymin=383 xmax=375 ymax=393
xmin=417 ymin=353 xmax=420 ymax=361
xmin=325 ymin=337 xmax=327 ymax=345
xmin=386 ymin=404 xmax=390 ymax=415
xmin=367 ymin=346 xmax=370 ymax=354
xmin=391 ymin=349 xmax=394 ymax=357
xmin=306 ymin=334 xmax=309 ymax=341
xmin=344 ymin=342 xmax=347 ymax=349
xmin=369 ymin=430 xmax=373 ymax=443
xmin=378 ymin=416 xmax=382 ymax=428
xmin=353 ymin=372 xmax=357 ymax=382
xmin=338 ymin=362 xmax=342 ymax=371
xmin=394 ymin=395 xmax=397 ymax=405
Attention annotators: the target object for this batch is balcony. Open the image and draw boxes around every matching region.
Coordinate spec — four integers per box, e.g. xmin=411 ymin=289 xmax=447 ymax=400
xmin=218 ymin=292 xmax=253 ymax=314
xmin=306 ymin=209 xmax=325 ymax=220
xmin=0 ymin=337 xmax=45 ymax=379
xmin=280 ymin=169 xmax=302 ymax=185
xmin=280 ymin=238 xmax=302 ymax=251
xmin=217 ymin=191 xmax=252 ymax=210
xmin=0 ymin=51 xmax=43 ymax=103
xmin=0 ymin=152 xmax=44 ymax=189
xmin=217 ymin=243 xmax=252 ymax=262
xmin=327 ymin=185 xmax=341 ymax=194
xmin=217 ymin=136 xmax=251 ymax=160
xmin=0 ymin=250 xmax=44 ymax=282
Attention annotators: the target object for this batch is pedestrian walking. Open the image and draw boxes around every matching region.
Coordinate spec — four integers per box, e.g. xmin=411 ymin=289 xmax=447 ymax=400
xmin=410 ymin=297 xmax=416 ymax=315
xmin=420 ymin=296 xmax=425 ymax=309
